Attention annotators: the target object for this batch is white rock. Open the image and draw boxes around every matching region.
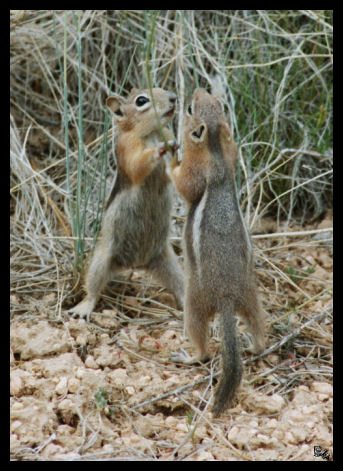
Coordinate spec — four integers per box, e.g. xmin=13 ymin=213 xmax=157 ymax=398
xmin=189 ymin=450 xmax=214 ymax=461
xmin=192 ymin=390 xmax=202 ymax=399
xmin=176 ymin=422 xmax=189 ymax=433
xmin=137 ymin=375 xmax=151 ymax=387
xmin=165 ymin=416 xmax=178 ymax=427
xmin=31 ymin=353 xmax=83 ymax=378
xmin=41 ymin=443 xmax=64 ymax=458
xmin=11 ymin=401 xmax=24 ymax=410
xmin=42 ymin=293 xmax=56 ymax=304
xmin=125 ymin=386 xmax=135 ymax=395
xmin=227 ymin=425 xmax=240 ymax=441
xmin=302 ymin=405 xmax=318 ymax=415
xmin=55 ymin=377 xmax=68 ymax=395
xmin=246 ymin=391 xmax=286 ymax=414
xmin=55 ymin=452 xmax=81 ymax=460
xmin=121 ymin=433 xmax=153 ymax=453
xmin=284 ymin=431 xmax=294 ymax=443
xmin=75 ymin=367 xmax=86 ymax=379
xmin=107 ymin=368 xmax=129 ymax=388
xmin=253 ymin=433 xmax=278 ymax=448
xmin=67 ymin=378 xmax=80 ymax=393
xmin=267 ymin=393 xmax=286 ymax=412
xmin=84 ymin=355 xmax=98 ymax=369
xmin=102 ymin=444 xmax=114 ymax=452
xmin=288 ymin=427 xmax=308 ymax=444
xmin=75 ymin=334 xmax=87 ymax=346
xmin=10 ymin=320 xmax=70 ymax=360
xmin=165 ymin=375 xmax=181 ymax=386
xmin=10 ymin=433 xmax=20 ymax=448
xmin=58 ymin=398 xmax=74 ymax=412
xmin=227 ymin=425 xmax=255 ymax=449
xmin=94 ymin=345 xmax=117 ymax=367
xmin=11 ymin=420 xmax=22 ymax=432
xmin=286 ymin=409 xmax=306 ymax=423
xmin=311 ymin=381 xmax=332 ymax=397
xmin=10 ymin=374 xmax=23 ymax=396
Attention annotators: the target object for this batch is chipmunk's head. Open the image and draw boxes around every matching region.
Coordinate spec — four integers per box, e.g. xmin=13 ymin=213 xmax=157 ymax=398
xmin=184 ymin=88 xmax=237 ymax=170
xmin=106 ymin=87 xmax=177 ymax=137
xmin=184 ymin=88 xmax=225 ymax=146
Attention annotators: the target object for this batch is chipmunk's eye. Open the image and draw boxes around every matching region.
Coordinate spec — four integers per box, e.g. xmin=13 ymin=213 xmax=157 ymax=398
xmin=187 ymin=104 xmax=192 ymax=115
xmin=135 ymin=96 xmax=150 ymax=107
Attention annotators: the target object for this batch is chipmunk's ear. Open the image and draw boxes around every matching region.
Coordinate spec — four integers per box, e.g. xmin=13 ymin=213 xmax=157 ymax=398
xmin=220 ymin=121 xmax=232 ymax=141
xmin=219 ymin=121 xmax=238 ymax=170
xmin=106 ymin=95 xmax=127 ymax=121
xmin=190 ymin=121 xmax=207 ymax=143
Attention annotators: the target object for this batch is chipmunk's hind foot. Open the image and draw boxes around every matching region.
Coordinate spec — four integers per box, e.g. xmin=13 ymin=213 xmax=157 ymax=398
xmin=68 ymin=297 xmax=97 ymax=323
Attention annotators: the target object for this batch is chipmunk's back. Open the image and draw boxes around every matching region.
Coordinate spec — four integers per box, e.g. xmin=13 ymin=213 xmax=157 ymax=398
xmin=186 ymin=177 xmax=252 ymax=303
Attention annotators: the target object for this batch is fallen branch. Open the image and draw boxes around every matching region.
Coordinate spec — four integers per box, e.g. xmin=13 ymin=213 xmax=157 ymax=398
xmin=252 ymin=227 xmax=332 ymax=239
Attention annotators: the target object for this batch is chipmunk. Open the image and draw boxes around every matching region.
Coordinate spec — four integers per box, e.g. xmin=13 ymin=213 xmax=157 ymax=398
xmin=70 ymin=87 xmax=184 ymax=321
xmin=168 ymin=88 xmax=265 ymax=417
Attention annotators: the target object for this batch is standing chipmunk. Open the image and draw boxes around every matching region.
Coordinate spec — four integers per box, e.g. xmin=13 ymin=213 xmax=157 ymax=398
xmin=169 ymin=88 xmax=265 ymax=416
xmin=70 ymin=87 xmax=184 ymax=321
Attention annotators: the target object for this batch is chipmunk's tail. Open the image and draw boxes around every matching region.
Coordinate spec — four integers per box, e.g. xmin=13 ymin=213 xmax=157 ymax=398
xmin=212 ymin=304 xmax=243 ymax=417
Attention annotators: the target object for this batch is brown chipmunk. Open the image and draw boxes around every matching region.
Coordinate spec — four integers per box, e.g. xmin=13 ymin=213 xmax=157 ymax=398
xmin=70 ymin=87 xmax=184 ymax=321
xmin=169 ymin=88 xmax=265 ymax=417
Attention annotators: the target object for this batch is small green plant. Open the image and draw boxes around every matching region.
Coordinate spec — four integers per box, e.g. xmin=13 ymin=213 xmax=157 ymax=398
xmin=94 ymin=387 xmax=109 ymax=411
xmin=285 ymin=266 xmax=315 ymax=284
xmin=94 ymin=387 xmax=116 ymax=417
xmin=185 ymin=410 xmax=193 ymax=426
xmin=185 ymin=410 xmax=198 ymax=444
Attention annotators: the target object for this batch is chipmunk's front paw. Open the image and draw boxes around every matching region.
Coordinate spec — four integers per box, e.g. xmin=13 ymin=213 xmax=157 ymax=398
xmin=158 ymin=140 xmax=179 ymax=157
xmin=167 ymin=140 xmax=179 ymax=154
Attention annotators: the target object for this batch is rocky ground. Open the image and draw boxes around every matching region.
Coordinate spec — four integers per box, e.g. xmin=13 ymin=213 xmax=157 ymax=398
xmin=10 ymin=217 xmax=333 ymax=461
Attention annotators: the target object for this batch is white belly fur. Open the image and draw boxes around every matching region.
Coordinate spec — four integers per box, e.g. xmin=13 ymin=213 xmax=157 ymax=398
xmin=192 ymin=189 xmax=208 ymax=279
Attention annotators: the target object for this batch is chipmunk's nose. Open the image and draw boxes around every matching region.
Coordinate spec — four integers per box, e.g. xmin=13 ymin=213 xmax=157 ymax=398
xmin=168 ymin=92 xmax=177 ymax=104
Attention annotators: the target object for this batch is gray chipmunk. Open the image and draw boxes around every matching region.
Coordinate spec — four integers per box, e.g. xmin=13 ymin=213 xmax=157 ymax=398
xmin=70 ymin=87 xmax=184 ymax=321
xmin=168 ymin=88 xmax=265 ymax=416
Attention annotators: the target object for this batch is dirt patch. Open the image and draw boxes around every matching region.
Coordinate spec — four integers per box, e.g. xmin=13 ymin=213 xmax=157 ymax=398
xmin=10 ymin=222 xmax=332 ymax=461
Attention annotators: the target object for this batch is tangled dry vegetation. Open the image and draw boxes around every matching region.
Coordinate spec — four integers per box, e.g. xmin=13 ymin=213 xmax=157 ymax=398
xmin=10 ymin=11 xmax=332 ymax=461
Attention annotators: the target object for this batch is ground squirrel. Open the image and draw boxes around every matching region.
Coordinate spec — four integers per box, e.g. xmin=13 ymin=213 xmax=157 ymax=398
xmin=70 ymin=87 xmax=184 ymax=321
xmin=168 ymin=88 xmax=265 ymax=416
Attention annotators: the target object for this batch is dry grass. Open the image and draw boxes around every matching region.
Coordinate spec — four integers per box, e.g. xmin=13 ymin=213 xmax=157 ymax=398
xmin=10 ymin=10 xmax=332 ymax=461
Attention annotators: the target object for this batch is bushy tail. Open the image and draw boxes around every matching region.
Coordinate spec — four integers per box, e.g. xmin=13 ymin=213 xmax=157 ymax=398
xmin=212 ymin=306 xmax=243 ymax=417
